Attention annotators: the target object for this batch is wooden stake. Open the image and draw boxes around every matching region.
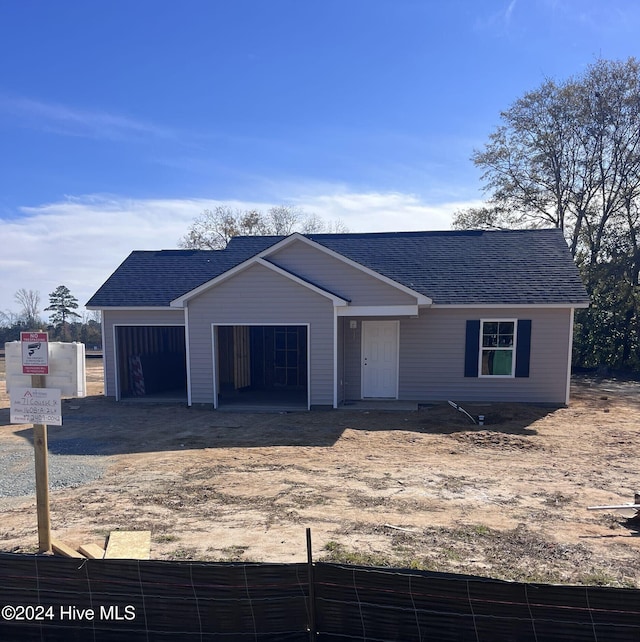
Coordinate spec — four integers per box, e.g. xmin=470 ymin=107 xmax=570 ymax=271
xmin=32 ymin=374 xmax=51 ymax=554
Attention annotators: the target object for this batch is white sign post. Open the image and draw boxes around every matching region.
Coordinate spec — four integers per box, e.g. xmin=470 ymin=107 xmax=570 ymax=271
xmin=15 ymin=332 xmax=56 ymax=553
xmin=10 ymin=388 xmax=62 ymax=426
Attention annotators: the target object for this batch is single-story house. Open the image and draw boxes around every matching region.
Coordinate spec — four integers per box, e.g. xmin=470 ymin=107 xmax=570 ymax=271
xmin=86 ymin=229 xmax=589 ymax=409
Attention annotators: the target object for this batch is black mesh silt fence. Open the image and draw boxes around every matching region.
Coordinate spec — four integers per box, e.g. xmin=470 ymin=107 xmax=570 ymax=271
xmin=314 ymin=563 xmax=640 ymax=641
xmin=0 ymin=554 xmax=310 ymax=641
xmin=1 ymin=554 xmax=640 ymax=641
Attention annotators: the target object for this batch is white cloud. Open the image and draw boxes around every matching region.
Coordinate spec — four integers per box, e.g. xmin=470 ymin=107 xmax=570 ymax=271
xmin=0 ymin=191 xmax=480 ymax=319
xmin=505 ymin=0 xmax=517 ymax=24
xmin=291 ymin=190 xmax=481 ymax=232
xmin=1 ymin=196 xmax=211 ymax=318
xmin=0 ymin=95 xmax=176 ymax=142
xmin=474 ymin=0 xmax=519 ymax=34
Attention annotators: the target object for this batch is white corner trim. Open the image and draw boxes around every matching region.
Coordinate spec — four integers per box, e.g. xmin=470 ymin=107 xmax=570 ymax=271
xmin=566 ymin=307 xmax=575 ymax=405
xmin=100 ymin=318 xmax=108 ymax=396
xmin=211 ymin=324 xmax=218 ymax=409
xmin=112 ymin=324 xmax=121 ymax=401
xmin=184 ymin=306 xmax=192 ymax=406
xmin=333 ymin=311 xmax=338 ymax=408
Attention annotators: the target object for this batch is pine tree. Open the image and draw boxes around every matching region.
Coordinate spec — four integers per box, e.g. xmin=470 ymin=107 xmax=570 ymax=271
xmin=45 ymin=285 xmax=81 ymax=340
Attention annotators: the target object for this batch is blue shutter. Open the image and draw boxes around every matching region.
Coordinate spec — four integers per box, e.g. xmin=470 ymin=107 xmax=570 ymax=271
xmin=464 ymin=320 xmax=480 ymax=377
xmin=515 ymin=320 xmax=532 ymax=378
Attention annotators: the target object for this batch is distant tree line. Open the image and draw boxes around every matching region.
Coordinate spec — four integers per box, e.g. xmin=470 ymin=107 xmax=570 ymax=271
xmin=0 ymin=285 xmax=101 ymax=348
xmin=454 ymin=58 xmax=640 ymax=372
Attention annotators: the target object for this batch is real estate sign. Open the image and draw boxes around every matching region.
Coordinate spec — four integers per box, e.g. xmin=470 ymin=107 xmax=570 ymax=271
xmin=9 ymin=387 xmax=62 ymax=426
xmin=20 ymin=331 xmax=49 ymax=375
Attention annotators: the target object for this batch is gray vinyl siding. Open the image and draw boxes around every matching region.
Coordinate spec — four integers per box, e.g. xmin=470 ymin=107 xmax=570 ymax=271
xmin=187 ymin=262 xmax=335 ymax=406
xmin=102 ymin=308 xmax=185 ymax=397
xmin=270 ymin=240 xmax=417 ymax=306
xmin=341 ymin=307 xmax=573 ymax=404
xmin=341 ymin=317 xmax=363 ymax=401
xmin=337 ymin=319 xmax=345 ymax=404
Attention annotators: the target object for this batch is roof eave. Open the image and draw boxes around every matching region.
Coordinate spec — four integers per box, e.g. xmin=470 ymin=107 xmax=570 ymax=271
xmin=430 ymin=301 xmax=590 ymax=308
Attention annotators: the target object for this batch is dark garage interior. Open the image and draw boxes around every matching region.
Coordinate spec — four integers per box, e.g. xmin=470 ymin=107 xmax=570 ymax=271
xmin=116 ymin=325 xmax=187 ymax=400
xmin=217 ymin=325 xmax=308 ymax=409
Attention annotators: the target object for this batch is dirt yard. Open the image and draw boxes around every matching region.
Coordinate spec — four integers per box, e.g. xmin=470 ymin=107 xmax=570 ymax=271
xmin=1 ymin=357 xmax=639 ymax=587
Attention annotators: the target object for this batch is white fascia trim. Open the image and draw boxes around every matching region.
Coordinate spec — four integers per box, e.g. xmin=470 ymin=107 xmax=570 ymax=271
xmin=112 ymin=323 xmax=185 ymax=327
xmin=260 ymin=232 xmax=432 ymax=305
xmin=430 ymin=303 xmax=590 ymax=309
xmin=90 ymin=306 xmax=177 ymax=311
xmin=170 ymin=253 xmax=349 ymax=307
xmin=337 ymin=305 xmax=419 ymax=317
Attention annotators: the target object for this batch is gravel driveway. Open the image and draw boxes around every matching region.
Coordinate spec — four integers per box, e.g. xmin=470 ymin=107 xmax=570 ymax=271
xmin=0 ymin=434 xmax=108 ymax=498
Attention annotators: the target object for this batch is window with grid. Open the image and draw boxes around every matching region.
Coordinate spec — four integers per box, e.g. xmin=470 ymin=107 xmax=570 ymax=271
xmin=480 ymin=320 xmax=516 ymax=376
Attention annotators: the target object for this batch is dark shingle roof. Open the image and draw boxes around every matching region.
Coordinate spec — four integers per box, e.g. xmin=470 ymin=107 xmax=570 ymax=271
xmin=86 ymin=229 xmax=589 ymax=308
xmin=307 ymin=229 xmax=589 ymax=305
xmin=86 ymin=238 xmax=279 ymax=307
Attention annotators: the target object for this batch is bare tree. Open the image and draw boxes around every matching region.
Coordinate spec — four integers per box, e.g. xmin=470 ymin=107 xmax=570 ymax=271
xmin=267 ymin=206 xmax=301 ymax=235
xmin=463 ymin=57 xmax=640 ymax=370
xmin=451 ymin=206 xmax=515 ymax=230
xmin=471 ymin=58 xmax=640 ymax=265
xmin=0 ymin=310 xmax=18 ymax=327
xmin=239 ymin=209 xmax=270 ymax=236
xmin=179 ymin=205 xmax=349 ymax=249
xmin=14 ymin=288 xmax=41 ymax=328
xmin=300 ymin=214 xmax=350 ymax=234
xmin=179 ymin=206 xmax=242 ymax=250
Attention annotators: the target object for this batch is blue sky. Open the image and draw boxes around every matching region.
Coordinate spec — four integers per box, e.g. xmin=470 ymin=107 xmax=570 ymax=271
xmin=1 ymin=0 xmax=640 ymax=318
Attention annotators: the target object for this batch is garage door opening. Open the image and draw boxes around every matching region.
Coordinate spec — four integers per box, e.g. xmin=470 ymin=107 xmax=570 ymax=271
xmin=116 ymin=326 xmax=187 ymax=401
xmin=216 ymin=325 xmax=308 ymax=410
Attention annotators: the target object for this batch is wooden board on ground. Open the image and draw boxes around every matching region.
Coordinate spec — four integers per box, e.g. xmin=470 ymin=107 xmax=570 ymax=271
xmin=587 ymin=504 xmax=640 ymax=511
xmin=79 ymin=543 xmax=105 ymax=559
xmin=52 ymin=539 xmax=85 ymax=559
xmin=105 ymin=531 xmax=151 ymax=560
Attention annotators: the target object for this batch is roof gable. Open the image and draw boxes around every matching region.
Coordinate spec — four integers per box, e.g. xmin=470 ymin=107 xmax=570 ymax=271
xmin=170 ymin=255 xmax=349 ymax=307
xmin=261 ymin=233 xmax=431 ymax=305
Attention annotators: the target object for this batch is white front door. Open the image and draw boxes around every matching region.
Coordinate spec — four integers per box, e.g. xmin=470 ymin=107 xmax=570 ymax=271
xmin=361 ymin=320 xmax=399 ymax=398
